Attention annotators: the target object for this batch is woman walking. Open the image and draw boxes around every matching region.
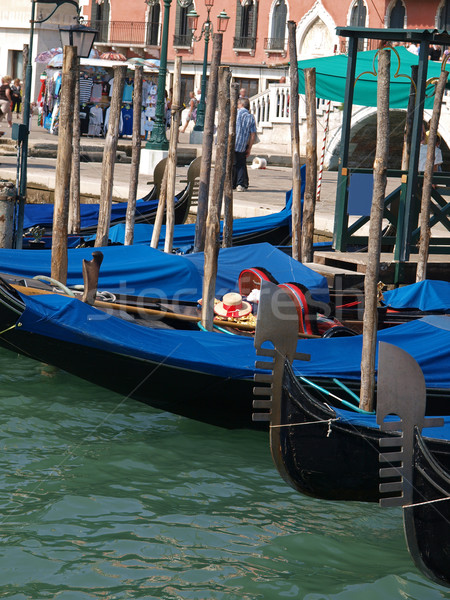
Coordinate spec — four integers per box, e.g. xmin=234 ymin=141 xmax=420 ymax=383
xmin=0 ymin=76 xmax=13 ymax=129
xmin=179 ymin=91 xmax=197 ymax=134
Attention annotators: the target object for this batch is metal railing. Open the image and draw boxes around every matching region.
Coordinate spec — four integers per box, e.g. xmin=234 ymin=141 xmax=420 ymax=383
xmin=264 ymin=37 xmax=285 ymax=51
xmin=233 ymin=36 xmax=256 ymax=50
xmin=173 ymin=33 xmax=193 ymax=47
xmin=85 ymin=20 xmax=160 ymax=46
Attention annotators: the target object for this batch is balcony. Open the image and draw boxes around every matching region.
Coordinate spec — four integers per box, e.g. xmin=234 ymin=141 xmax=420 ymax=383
xmin=233 ymin=36 xmax=257 ymax=52
xmin=264 ymin=37 xmax=286 ymax=52
xmin=173 ymin=34 xmax=193 ymax=48
xmin=85 ymin=20 xmax=160 ymax=47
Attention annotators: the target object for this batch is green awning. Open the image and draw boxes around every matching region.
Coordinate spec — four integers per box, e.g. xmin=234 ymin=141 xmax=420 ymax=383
xmin=298 ymin=46 xmax=449 ymax=109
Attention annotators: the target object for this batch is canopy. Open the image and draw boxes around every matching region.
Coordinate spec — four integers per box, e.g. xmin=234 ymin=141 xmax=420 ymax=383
xmin=298 ymin=46 xmax=448 ymax=109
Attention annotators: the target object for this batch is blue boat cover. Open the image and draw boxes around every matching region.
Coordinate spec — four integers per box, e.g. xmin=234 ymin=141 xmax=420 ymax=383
xmin=23 ymin=198 xmax=160 ymax=230
xmin=101 ymin=193 xmax=293 ymax=250
xmin=333 ymin=406 xmax=450 ymax=441
xmin=13 ymin=290 xmax=450 ymax=392
xmin=17 ymin=292 xmax=259 ymax=379
xmin=382 ymin=280 xmax=450 ymax=312
xmin=0 ymin=243 xmax=329 ymax=302
xmin=293 ymin=315 xmax=450 ymax=389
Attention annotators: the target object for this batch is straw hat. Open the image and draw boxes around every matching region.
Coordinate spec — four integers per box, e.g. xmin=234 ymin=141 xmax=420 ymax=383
xmin=214 ymin=292 xmax=252 ymax=318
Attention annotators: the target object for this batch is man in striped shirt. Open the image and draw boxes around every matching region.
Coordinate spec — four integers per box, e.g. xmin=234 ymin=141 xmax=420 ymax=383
xmin=233 ymin=97 xmax=256 ymax=192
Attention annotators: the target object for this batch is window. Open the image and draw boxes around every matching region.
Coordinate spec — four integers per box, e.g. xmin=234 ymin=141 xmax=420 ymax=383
xmin=233 ymin=77 xmax=259 ymax=98
xmin=268 ymin=0 xmax=287 ymax=50
xmin=350 ymin=0 xmax=366 ymax=50
xmin=438 ymin=0 xmax=450 ymax=29
xmin=147 ymin=3 xmax=160 ymax=46
xmin=174 ymin=0 xmax=193 ymax=47
xmin=91 ymin=0 xmax=110 ymax=43
xmin=10 ymin=50 xmax=23 ymax=81
xmin=234 ymin=0 xmax=258 ymax=50
xmin=180 ymin=75 xmax=194 ymax=105
xmin=389 ymin=0 xmax=405 ymax=28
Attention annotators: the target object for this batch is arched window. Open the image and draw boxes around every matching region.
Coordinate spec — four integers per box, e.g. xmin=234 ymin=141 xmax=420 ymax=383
xmin=174 ymin=0 xmax=193 ymax=47
xmin=147 ymin=2 xmax=160 ymax=46
xmin=91 ymin=0 xmax=110 ymax=43
xmin=350 ymin=0 xmax=366 ymax=26
xmin=350 ymin=0 xmax=366 ymax=50
xmin=234 ymin=0 xmax=258 ymax=50
xmin=438 ymin=0 xmax=450 ymax=29
xmin=389 ymin=0 xmax=405 ymax=28
xmin=270 ymin=0 xmax=287 ymax=50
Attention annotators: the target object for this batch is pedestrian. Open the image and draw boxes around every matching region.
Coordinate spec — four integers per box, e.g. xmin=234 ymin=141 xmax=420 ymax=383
xmin=419 ymin=130 xmax=443 ymax=173
xmin=179 ymin=90 xmax=198 ymax=133
xmin=195 ymin=87 xmax=202 ymax=102
xmin=233 ymin=97 xmax=256 ymax=192
xmin=10 ymin=78 xmax=21 ymax=117
xmin=0 ymin=75 xmax=13 ymax=129
xmin=239 ymin=87 xmax=248 ymax=99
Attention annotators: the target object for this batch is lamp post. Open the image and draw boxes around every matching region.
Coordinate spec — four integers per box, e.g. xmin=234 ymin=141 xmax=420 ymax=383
xmin=16 ymin=0 xmax=97 ymax=248
xmin=187 ymin=3 xmax=229 ymax=133
xmin=145 ymin=0 xmax=172 ymax=150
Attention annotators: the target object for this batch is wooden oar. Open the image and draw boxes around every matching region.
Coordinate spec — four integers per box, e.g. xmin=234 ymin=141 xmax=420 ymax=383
xmin=11 ymin=282 xmax=321 ymax=338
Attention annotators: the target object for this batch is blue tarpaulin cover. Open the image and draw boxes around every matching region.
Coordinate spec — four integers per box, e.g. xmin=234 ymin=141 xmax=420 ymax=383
xmin=14 ymin=290 xmax=450 ymax=392
xmin=382 ymin=280 xmax=450 ymax=312
xmin=0 ymin=243 xmax=329 ymax=302
xmin=23 ymin=198 xmax=160 ymax=230
xmin=333 ymin=405 xmax=450 ymax=440
xmin=102 ymin=193 xmax=294 ymax=249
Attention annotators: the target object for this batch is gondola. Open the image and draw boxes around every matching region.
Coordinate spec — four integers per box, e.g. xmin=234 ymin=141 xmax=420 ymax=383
xmin=335 ymin=279 xmax=450 ymax=330
xmin=0 ymin=244 xmax=328 ymax=428
xmin=83 ymin=166 xmax=307 ymax=252
xmin=252 ymin=281 xmax=450 ymax=502
xmin=400 ymin=428 xmax=450 ymax=587
xmin=374 ymin=346 xmax=450 ymax=588
xmin=21 ymin=156 xmax=201 ymax=246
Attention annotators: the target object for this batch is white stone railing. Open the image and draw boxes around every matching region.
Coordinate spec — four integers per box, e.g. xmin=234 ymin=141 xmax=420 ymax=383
xmin=250 ymin=84 xmax=340 ymax=130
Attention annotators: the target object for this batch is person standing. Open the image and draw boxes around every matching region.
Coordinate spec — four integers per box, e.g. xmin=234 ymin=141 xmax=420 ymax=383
xmin=0 ymin=76 xmax=13 ymax=128
xmin=10 ymin=79 xmax=21 ymax=118
xmin=239 ymin=87 xmax=248 ymax=100
xmin=233 ymin=97 xmax=256 ymax=192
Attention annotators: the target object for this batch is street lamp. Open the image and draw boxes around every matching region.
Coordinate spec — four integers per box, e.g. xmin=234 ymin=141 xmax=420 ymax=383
xmin=187 ymin=2 xmax=229 ymax=132
xmin=59 ymin=23 xmax=98 ymax=58
xmin=145 ymin=0 xmax=172 ymax=150
xmin=16 ymin=0 xmax=97 ymax=248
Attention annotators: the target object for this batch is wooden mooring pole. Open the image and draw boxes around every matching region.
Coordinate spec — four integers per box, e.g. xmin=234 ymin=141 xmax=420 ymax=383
xmin=201 ymin=66 xmax=231 ymax=331
xmin=51 ymin=45 xmax=77 ymax=284
xmin=416 ymin=68 xmax=448 ymax=282
xmin=302 ymin=67 xmax=317 ymax=264
xmin=288 ymin=21 xmax=302 ymax=262
xmin=222 ymin=82 xmax=239 ymax=248
xmin=359 ymin=48 xmax=390 ymax=413
xmin=69 ymin=61 xmax=80 ymax=234
xmin=164 ymin=56 xmax=183 ymax=254
xmin=194 ymin=33 xmax=223 ymax=253
xmin=124 ymin=65 xmax=143 ymax=246
xmin=95 ymin=65 xmax=126 ymax=248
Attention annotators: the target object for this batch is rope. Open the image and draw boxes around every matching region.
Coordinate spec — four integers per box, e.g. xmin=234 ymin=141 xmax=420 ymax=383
xmin=403 ymin=495 xmax=450 ymax=509
xmin=316 ymin=99 xmax=331 ymax=203
xmin=270 ymin=417 xmax=338 ymax=429
xmin=0 ymin=324 xmax=16 ymax=336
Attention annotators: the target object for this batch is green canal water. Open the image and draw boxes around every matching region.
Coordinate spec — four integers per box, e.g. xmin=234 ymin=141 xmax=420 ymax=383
xmin=0 ymin=348 xmax=449 ymax=599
